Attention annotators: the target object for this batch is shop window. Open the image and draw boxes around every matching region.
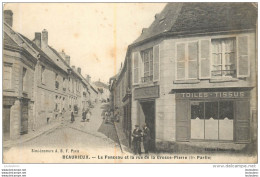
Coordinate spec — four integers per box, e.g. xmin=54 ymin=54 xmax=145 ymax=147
xmin=211 ymin=38 xmax=236 ymax=78
xmin=190 ymin=101 xmax=234 ymax=141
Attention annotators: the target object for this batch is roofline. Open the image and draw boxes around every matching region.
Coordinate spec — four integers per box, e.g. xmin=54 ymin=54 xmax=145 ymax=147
xmin=4 ymin=22 xmax=40 ymax=59
xmin=129 ymin=28 xmax=256 ymax=49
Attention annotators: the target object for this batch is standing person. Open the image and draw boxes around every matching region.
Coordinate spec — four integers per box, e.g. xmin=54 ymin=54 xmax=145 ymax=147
xmin=132 ymin=125 xmax=142 ymax=155
xmin=82 ymin=109 xmax=86 ymax=122
xmin=142 ymin=124 xmax=151 ymax=154
xmin=61 ymin=108 xmax=66 ymax=125
xmin=86 ymin=109 xmax=91 ymax=122
xmin=71 ymin=111 xmax=75 ymax=123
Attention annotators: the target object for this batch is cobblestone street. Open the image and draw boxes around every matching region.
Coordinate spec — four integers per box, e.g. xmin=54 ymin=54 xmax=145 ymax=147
xmin=3 ymin=103 xmax=125 ymax=163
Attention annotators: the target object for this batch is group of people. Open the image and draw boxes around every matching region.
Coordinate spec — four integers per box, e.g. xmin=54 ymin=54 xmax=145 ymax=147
xmin=82 ymin=109 xmax=92 ymax=122
xmin=70 ymin=109 xmax=92 ymax=123
xmin=132 ymin=124 xmax=151 ymax=155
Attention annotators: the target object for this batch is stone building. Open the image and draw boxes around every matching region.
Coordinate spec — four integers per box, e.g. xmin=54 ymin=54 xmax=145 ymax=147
xmin=128 ymin=3 xmax=257 ymax=151
xmin=3 ymin=10 xmax=39 ymax=140
xmin=109 ymin=53 xmax=132 ymax=146
xmin=3 ymin=10 xmax=98 ymax=140
xmin=93 ymin=80 xmax=110 ymax=102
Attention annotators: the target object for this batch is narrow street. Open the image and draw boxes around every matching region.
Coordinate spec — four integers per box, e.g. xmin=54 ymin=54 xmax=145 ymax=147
xmin=3 ymin=102 xmax=124 ymax=163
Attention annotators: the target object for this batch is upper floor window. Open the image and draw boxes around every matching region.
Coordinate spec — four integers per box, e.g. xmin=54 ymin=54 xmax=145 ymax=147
xmin=55 ymin=73 xmax=59 ymax=89
xmin=63 ymin=77 xmax=66 ymax=91
xmin=132 ymin=45 xmax=160 ymax=85
xmin=175 ymin=36 xmax=249 ymax=81
xmin=176 ymin=42 xmax=198 ymax=80
xmin=3 ymin=63 xmax=12 ymax=90
xmin=141 ymin=48 xmax=153 ymax=83
xmin=41 ymin=65 xmax=46 ymax=84
xmin=22 ymin=67 xmax=27 ymax=92
xmin=212 ymin=38 xmax=236 ymax=78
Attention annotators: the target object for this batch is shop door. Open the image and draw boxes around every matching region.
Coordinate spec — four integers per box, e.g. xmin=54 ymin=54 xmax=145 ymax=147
xmin=3 ymin=106 xmax=11 ymax=140
xmin=140 ymin=101 xmax=155 ymax=151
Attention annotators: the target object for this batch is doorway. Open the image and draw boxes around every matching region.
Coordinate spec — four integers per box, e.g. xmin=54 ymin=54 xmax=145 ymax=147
xmin=140 ymin=100 xmax=155 ymax=151
xmin=3 ymin=105 xmax=11 ymax=141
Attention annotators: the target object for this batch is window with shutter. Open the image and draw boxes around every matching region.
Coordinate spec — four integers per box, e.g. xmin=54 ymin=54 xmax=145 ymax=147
xmin=153 ymin=45 xmax=160 ymax=81
xmin=188 ymin=42 xmax=198 ymax=79
xmin=133 ymin=52 xmax=139 ymax=85
xmin=176 ymin=42 xmax=198 ymax=80
xmin=141 ymin=48 xmax=153 ymax=83
xmin=176 ymin=43 xmax=186 ymax=80
xmin=200 ymin=40 xmax=211 ymax=79
xmin=211 ymin=38 xmax=236 ymax=78
xmin=237 ymin=36 xmax=249 ymax=77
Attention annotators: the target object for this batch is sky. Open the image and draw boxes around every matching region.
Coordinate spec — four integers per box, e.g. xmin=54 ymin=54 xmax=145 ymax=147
xmin=4 ymin=3 xmax=167 ymax=84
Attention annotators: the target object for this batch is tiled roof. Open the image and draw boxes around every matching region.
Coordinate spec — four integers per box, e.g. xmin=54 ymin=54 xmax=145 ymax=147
xmin=133 ymin=2 xmax=257 ymax=44
xmin=3 ymin=32 xmax=19 ymax=47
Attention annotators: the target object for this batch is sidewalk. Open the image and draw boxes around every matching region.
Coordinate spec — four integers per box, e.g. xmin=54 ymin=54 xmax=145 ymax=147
xmin=113 ymin=121 xmax=132 ymax=153
xmin=3 ymin=121 xmax=61 ymax=149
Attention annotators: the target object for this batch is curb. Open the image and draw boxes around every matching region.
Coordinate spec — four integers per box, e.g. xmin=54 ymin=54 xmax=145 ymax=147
xmin=113 ymin=122 xmax=132 ymax=154
xmin=3 ymin=122 xmax=61 ymax=149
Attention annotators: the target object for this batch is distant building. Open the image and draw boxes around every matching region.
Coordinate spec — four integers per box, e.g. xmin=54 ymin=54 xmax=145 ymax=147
xmin=93 ymin=80 xmax=110 ymax=102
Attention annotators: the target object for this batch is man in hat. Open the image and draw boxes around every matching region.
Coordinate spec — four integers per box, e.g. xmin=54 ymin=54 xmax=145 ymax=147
xmin=132 ymin=125 xmax=142 ymax=155
xmin=142 ymin=124 xmax=151 ymax=154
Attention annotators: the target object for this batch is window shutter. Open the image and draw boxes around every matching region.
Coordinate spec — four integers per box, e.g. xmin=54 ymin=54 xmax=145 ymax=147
xmin=237 ymin=36 xmax=249 ymax=77
xmin=176 ymin=100 xmax=190 ymax=141
xmin=133 ymin=52 xmax=139 ymax=85
xmin=235 ymin=100 xmax=250 ymax=143
xmin=199 ymin=40 xmax=211 ymax=79
xmin=188 ymin=42 xmax=198 ymax=79
xmin=176 ymin=43 xmax=186 ymax=80
xmin=153 ymin=45 xmax=160 ymax=81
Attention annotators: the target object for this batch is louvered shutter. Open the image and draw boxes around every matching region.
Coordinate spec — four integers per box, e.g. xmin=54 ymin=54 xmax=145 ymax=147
xmin=199 ymin=40 xmax=211 ymax=79
xmin=237 ymin=36 xmax=249 ymax=77
xmin=176 ymin=100 xmax=190 ymax=141
xmin=188 ymin=42 xmax=198 ymax=79
xmin=235 ymin=100 xmax=250 ymax=143
xmin=153 ymin=45 xmax=160 ymax=81
xmin=176 ymin=43 xmax=186 ymax=80
xmin=133 ymin=52 xmax=139 ymax=85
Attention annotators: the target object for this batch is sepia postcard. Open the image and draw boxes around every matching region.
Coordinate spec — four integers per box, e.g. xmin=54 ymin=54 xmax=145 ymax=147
xmin=2 ymin=2 xmax=258 ymax=164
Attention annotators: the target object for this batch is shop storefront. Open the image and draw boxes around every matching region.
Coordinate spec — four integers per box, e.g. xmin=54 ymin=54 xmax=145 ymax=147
xmin=175 ymin=88 xmax=251 ymax=143
xmin=134 ymin=85 xmax=160 ymax=150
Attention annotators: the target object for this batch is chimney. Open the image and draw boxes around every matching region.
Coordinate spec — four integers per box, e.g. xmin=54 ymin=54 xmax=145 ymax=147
xmin=65 ymin=56 xmax=70 ymax=66
xmin=4 ymin=10 xmax=13 ymax=27
xmin=42 ymin=29 xmax=48 ymax=49
xmin=77 ymin=67 xmax=81 ymax=74
xmin=86 ymin=75 xmax=91 ymax=83
xmin=142 ymin=28 xmax=147 ymax=34
xmin=34 ymin=32 xmax=41 ymax=48
xmin=72 ymin=65 xmax=76 ymax=70
xmin=59 ymin=50 xmax=70 ymax=66
xmin=155 ymin=13 xmax=159 ymax=20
